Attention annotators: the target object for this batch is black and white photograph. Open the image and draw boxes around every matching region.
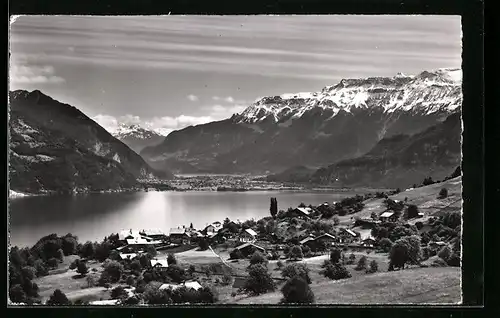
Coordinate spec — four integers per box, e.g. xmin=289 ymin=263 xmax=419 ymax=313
xmin=8 ymin=15 xmax=463 ymax=305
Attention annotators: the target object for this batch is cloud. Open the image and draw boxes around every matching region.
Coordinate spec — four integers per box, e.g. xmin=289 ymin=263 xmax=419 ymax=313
xmin=224 ymin=96 xmax=234 ymax=103
xmin=205 ymin=104 xmax=247 ymax=120
xmin=10 ymin=64 xmax=66 ymax=84
xmin=187 ymin=94 xmax=199 ymax=102
xmin=92 ymin=114 xmax=119 ymax=133
xmin=212 ymin=96 xmax=220 ymax=101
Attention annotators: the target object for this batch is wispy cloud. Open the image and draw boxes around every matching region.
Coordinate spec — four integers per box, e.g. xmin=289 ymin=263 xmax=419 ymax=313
xmin=187 ymin=94 xmax=199 ymax=102
xmin=9 ymin=64 xmax=65 ymax=84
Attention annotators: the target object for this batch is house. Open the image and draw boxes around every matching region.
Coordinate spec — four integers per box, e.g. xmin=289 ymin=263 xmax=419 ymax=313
xmin=417 ymin=212 xmax=425 ymax=218
xmin=139 ymin=229 xmax=167 ymax=241
xmin=338 ymin=228 xmax=358 ymax=243
xmin=119 ymin=253 xmax=138 ymax=260
xmin=380 ymin=212 xmax=398 ymax=222
xmin=119 ymin=229 xmax=142 ymax=241
xmin=184 ymin=281 xmax=203 ymax=291
xmin=362 ymin=237 xmax=376 ymax=247
xmin=169 ymin=227 xmax=192 ymax=245
xmin=208 ymin=230 xmax=229 ymax=244
xmin=239 ymin=228 xmax=258 ymax=242
xmin=315 ymin=233 xmax=337 ymax=246
xmin=150 ymin=259 xmax=169 ymax=269
xmin=159 ymin=283 xmax=182 ymax=291
xmin=235 ymin=242 xmax=265 ymax=257
xmin=299 ymin=237 xmax=316 ymax=249
xmin=290 ymin=207 xmax=313 ymax=219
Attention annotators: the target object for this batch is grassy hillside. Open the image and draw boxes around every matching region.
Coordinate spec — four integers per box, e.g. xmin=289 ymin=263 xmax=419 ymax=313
xmin=233 ymin=267 xmax=460 ymax=304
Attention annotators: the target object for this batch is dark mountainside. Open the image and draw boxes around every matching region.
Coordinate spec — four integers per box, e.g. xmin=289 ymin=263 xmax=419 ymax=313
xmin=8 ymin=90 xmax=173 ymax=194
xmin=141 ymin=69 xmax=462 ymax=176
xmin=268 ymin=112 xmax=461 ymax=189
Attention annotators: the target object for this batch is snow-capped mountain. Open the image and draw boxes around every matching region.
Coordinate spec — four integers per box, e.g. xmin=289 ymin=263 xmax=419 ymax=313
xmin=113 ymin=123 xmax=166 ymax=154
xmin=141 ymin=68 xmax=462 ymax=176
xmin=236 ymin=68 xmax=461 ymax=124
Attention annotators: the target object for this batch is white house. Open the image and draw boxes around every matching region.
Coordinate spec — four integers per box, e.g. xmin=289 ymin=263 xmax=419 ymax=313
xmin=184 ymin=281 xmax=203 ymax=291
xmin=239 ymin=228 xmax=258 ymax=242
xmin=119 ymin=253 xmax=138 ymax=260
xmin=150 ymin=259 xmax=169 ymax=268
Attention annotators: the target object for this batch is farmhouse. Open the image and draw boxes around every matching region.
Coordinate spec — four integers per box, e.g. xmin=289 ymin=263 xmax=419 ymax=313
xmin=362 ymin=237 xmax=376 ymax=247
xmin=315 ymin=233 xmax=337 ymax=246
xmin=126 ymin=237 xmax=162 ymax=250
xmin=235 ymin=242 xmax=265 ymax=257
xmin=169 ymin=227 xmax=192 ymax=245
xmin=299 ymin=236 xmax=316 ymax=248
xmin=290 ymin=207 xmax=313 ymax=219
xmin=338 ymin=228 xmax=358 ymax=243
xmin=139 ymin=229 xmax=167 ymax=241
xmin=380 ymin=212 xmax=399 ymax=222
xmin=119 ymin=253 xmax=138 ymax=260
xmin=118 ymin=229 xmax=143 ymax=241
xmin=150 ymin=259 xmax=169 ymax=269
xmin=184 ymin=281 xmax=203 ymax=291
xmin=239 ymin=228 xmax=258 ymax=242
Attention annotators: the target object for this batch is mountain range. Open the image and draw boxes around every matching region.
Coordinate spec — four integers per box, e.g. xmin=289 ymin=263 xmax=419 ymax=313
xmin=140 ymin=68 xmax=462 ymax=179
xmin=8 ymin=90 xmax=173 ymax=195
xmin=112 ymin=123 xmax=165 ymax=154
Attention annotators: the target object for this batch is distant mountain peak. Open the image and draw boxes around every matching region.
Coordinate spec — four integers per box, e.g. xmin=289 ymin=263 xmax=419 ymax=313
xmin=235 ymin=68 xmax=462 ymax=124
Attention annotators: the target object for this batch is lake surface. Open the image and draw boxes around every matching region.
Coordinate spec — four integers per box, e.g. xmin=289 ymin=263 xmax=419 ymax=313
xmin=9 ymin=190 xmax=359 ymax=247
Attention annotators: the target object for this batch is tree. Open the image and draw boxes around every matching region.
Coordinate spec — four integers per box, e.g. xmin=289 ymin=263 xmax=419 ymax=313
xmin=190 ymin=223 xmax=194 ymax=229
xmin=321 ymin=263 xmax=351 ymax=280
xmin=298 ymin=202 xmax=306 ymax=208
xmin=80 ymin=241 xmax=95 ymax=259
xmin=94 ymin=242 xmax=112 ymax=262
xmin=145 ymin=245 xmax=157 ymax=258
xmin=166 ymin=264 xmax=186 ymax=283
xmin=288 ymin=245 xmax=303 ymax=261
xmin=333 ymin=216 xmax=340 ymax=226
xmin=130 ymin=260 xmax=142 ymax=272
xmin=422 ymin=177 xmax=434 ymax=186
xmin=111 ymin=286 xmax=128 ymax=300
xmin=281 ymin=276 xmax=315 ymax=304
xmin=9 ymin=247 xmax=25 ymax=268
xmin=77 ymin=261 xmax=89 ymax=276
xmin=407 ymin=205 xmax=420 ymax=219
xmin=103 ymin=260 xmax=124 ymax=283
xmin=438 ymin=245 xmax=452 ymax=262
xmin=229 ymin=249 xmax=244 ymax=260
xmin=415 ymin=221 xmax=424 ymax=230
xmin=270 ymin=197 xmax=278 ymax=218
xmin=167 ymin=253 xmax=177 ymax=265
xmin=34 ymin=259 xmax=49 ymax=277
xmin=302 ymin=245 xmax=312 ymax=257
xmin=86 ymin=275 xmax=96 ymax=288
xmin=249 ymin=251 xmax=268 ymax=266
xmin=143 ymin=285 xmax=172 ymax=304
xmin=46 ymin=289 xmax=71 ymax=305
xmin=21 ymin=266 xmax=36 ymax=281
xmin=330 ymin=248 xmax=342 ymax=264
xmin=355 ymin=256 xmax=367 ymax=271
xmin=9 ymin=284 xmax=26 ymax=303
xmin=126 ymin=275 xmax=136 ymax=287
xmin=348 ymin=253 xmax=356 ymax=265
xmin=47 ymin=257 xmax=59 ymax=269
xmin=389 ymin=241 xmax=409 ymax=270
xmin=56 ymin=249 xmax=64 ymax=262
xmin=442 ymin=211 xmax=461 ymax=229
xmin=69 ymin=259 xmax=80 ymax=270
xmin=243 ymin=264 xmax=276 ymax=295
xmin=366 ymin=260 xmax=379 ymax=273
xmin=438 ymin=188 xmax=449 ymax=199
xmin=281 ymin=263 xmax=311 ymax=284
xmin=379 ymin=238 xmax=393 ymax=252
xmin=198 ymin=238 xmax=209 ymax=251
xmin=61 ymin=236 xmax=78 ymax=256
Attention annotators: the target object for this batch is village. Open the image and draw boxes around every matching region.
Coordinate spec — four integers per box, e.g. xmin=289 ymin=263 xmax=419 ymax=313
xmin=8 ymin=175 xmax=462 ymax=305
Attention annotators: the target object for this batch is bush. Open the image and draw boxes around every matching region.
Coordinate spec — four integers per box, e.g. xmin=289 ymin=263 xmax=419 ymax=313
xmin=77 ymin=261 xmax=89 ymax=276
xmin=69 ymin=259 xmax=80 ymax=270
xmin=94 ymin=242 xmax=112 ymax=262
xmin=333 ymin=216 xmax=340 ymax=226
xmin=47 ymin=257 xmax=59 ymax=269
xmin=34 ymin=259 xmax=49 ymax=277
xmin=244 ymin=264 xmax=276 ymax=295
xmin=126 ymin=275 xmax=135 ymax=287
xmin=321 ymin=263 xmax=351 ymax=280
xmin=103 ymin=261 xmax=124 ymax=283
xmin=407 ymin=205 xmax=420 ymax=219
xmin=249 ymin=251 xmax=268 ymax=266
xmin=415 ymin=222 xmax=424 ymax=230
xmin=229 ymin=249 xmax=244 ymax=260
xmin=198 ymin=239 xmax=209 ymax=251
xmin=281 ymin=263 xmax=311 ymax=284
xmin=130 ymin=260 xmax=142 ymax=272
xmin=111 ymin=286 xmax=128 ymax=299
xmin=281 ymin=276 xmax=315 ymax=304
xmin=9 ymin=284 xmax=26 ymax=303
xmin=143 ymin=286 xmax=172 ymax=305
xmin=46 ymin=289 xmax=71 ymax=305
xmin=61 ymin=236 xmax=78 ymax=256
xmin=288 ymin=245 xmax=304 ymax=260
xmin=438 ymin=188 xmax=448 ymax=199
xmin=123 ymin=296 xmax=140 ymax=305
xmin=437 ymin=245 xmax=452 ymax=262
xmin=167 ymin=253 xmax=177 ymax=265
xmin=355 ymin=256 xmax=367 ymax=271
xmin=347 ymin=253 xmax=356 ymax=265
xmin=422 ymin=177 xmax=435 ymax=186
xmin=276 ymin=260 xmax=284 ymax=269
xmin=269 ymin=251 xmax=280 ymax=260
xmin=330 ymin=248 xmax=342 ymax=264
xmin=166 ymin=264 xmax=186 ymax=283
xmin=222 ymin=273 xmax=233 ymax=286
xmin=366 ymin=260 xmax=378 ymax=273
xmin=144 ymin=245 xmax=157 ymax=258
xmin=379 ymin=238 xmax=393 ymax=252
xmin=80 ymin=241 xmax=95 ymax=259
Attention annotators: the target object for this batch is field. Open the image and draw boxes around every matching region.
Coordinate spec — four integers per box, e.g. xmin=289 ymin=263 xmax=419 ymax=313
xmin=232 ymin=267 xmax=461 ymax=304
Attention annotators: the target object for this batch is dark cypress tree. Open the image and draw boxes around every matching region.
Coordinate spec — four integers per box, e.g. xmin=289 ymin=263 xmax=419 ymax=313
xmin=270 ymin=197 xmax=278 ymax=218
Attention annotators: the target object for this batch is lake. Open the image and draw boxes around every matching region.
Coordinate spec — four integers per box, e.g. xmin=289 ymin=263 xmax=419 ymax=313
xmin=8 ymin=190 xmax=360 ymax=247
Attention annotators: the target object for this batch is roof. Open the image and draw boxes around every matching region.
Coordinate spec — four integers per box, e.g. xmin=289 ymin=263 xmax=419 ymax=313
xmin=150 ymin=259 xmax=169 ymax=267
xmin=342 ymin=228 xmax=357 ymax=236
xmin=235 ymin=242 xmax=265 ymax=251
xmin=184 ymin=281 xmax=203 ymax=291
xmin=380 ymin=212 xmax=395 ymax=218
xmin=119 ymin=229 xmax=141 ymax=240
xmin=89 ymin=299 xmax=120 ymax=305
xmin=119 ymin=253 xmax=138 ymax=260
xmin=295 ymin=207 xmax=311 ymax=215
xmin=140 ymin=229 xmax=165 ymax=236
xmin=169 ymin=228 xmax=191 ymax=236
xmin=316 ymin=233 xmax=336 ymax=240
xmin=159 ymin=283 xmax=182 ymax=291
xmin=245 ymin=228 xmax=258 ymax=237
xmin=299 ymin=237 xmax=315 ymax=244
xmin=126 ymin=238 xmax=161 ymax=245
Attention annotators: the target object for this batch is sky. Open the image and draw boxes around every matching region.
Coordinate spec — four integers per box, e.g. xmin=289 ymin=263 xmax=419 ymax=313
xmin=9 ymin=15 xmax=462 ymax=135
